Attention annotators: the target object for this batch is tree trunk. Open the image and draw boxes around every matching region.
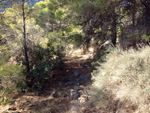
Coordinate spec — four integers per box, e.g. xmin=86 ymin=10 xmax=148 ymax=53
xmin=145 ymin=9 xmax=150 ymax=35
xmin=111 ymin=8 xmax=117 ymax=46
xmin=132 ymin=3 xmax=135 ymax=27
xmin=142 ymin=0 xmax=150 ymax=35
xmin=22 ymin=0 xmax=30 ymax=74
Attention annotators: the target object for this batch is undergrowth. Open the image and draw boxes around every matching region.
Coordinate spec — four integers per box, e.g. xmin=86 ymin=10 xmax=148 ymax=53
xmin=0 ymin=64 xmax=25 ymax=104
xmin=0 ymin=40 xmax=65 ymax=104
xmin=90 ymin=46 xmax=150 ymax=112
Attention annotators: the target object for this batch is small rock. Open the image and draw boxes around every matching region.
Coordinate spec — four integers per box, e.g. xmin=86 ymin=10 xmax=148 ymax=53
xmin=29 ymin=104 xmax=33 ymax=107
xmin=26 ymin=100 xmax=31 ymax=103
xmin=80 ymin=75 xmax=88 ymax=80
xmin=83 ymin=80 xmax=88 ymax=85
xmin=76 ymin=80 xmax=80 ymax=86
xmin=28 ymin=103 xmax=38 ymax=107
xmin=74 ymin=86 xmax=83 ymax=91
xmin=58 ymin=92 xmax=63 ymax=97
xmin=63 ymin=93 xmax=67 ymax=97
xmin=78 ymin=94 xmax=88 ymax=103
xmin=78 ymin=96 xmax=88 ymax=103
xmin=41 ymin=100 xmax=46 ymax=104
xmin=8 ymin=106 xmax=16 ymax=111
xmin=12 ymin=112 xmax=20 ymax=113
xmin=79 ymin=85 xmax=85 ymax=88
xmin=69 ymin=89 xmax=77 ymax=95
xmin=69 ymin=89 xmax=80 ymax=100
xmin=63 ymin=78 xmax=70 ymax=83
xmin=73 ymin=72 xmax=79 ymax=77
xmin=59 ymin=100 xmax=61 ymax=103
xmin=67 ymin=81 xmax=73 ymax=87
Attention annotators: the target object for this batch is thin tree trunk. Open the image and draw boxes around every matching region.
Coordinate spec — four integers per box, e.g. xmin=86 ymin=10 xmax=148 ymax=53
xmin=142 ymin=0 xmax=150 ymax=35
xmin=145 ymin=9 xmax=150 ymax=35
xmin=22 ymin=0 xmax=30 ymax=74
xmin=132 ymin=3 xmax=135 ymax=27
xmin=111 ymin=8 xmax=117 ymax=46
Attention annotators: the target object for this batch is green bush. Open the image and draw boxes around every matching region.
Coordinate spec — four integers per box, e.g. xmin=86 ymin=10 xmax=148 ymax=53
xmin=25 ymin=43 xmax=64 ymax=94
xmin=0 ymin=64 xmax=25 ymax=104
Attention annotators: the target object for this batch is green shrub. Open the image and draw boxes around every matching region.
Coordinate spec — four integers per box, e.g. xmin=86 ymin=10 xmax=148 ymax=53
xmin=24 ymin=43 xmax=64 ymax=94
xmin=91 ymin=61 xmax=97 ymax=66
xmin=91 ymin=70 xmax=98 ymax=76
xmin=0 ymin=64 xmax=25 ymax=104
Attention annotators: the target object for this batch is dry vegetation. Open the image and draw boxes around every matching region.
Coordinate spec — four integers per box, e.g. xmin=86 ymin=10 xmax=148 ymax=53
xmin=89 ymin=46 xmax=150 ymax=113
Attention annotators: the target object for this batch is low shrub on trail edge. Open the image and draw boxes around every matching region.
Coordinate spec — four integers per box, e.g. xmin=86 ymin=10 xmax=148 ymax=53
xmin=26 ymin=44 xmax=64 ymax=94
xmin=0 ymin=42 xmax=64 ymax=104
xmin=0 ymin=64 xmax=25 ymax=104
xmin=90 ymin=46 xmax=150 ymax=112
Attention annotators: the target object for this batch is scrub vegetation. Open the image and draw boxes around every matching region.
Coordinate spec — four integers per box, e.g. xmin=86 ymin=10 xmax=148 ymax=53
xmin=1 ymin=0 xmax=150 ymax=112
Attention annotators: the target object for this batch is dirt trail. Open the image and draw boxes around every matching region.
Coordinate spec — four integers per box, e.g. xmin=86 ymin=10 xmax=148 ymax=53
xmin=0 ymin=49 xmax=95 ymax=113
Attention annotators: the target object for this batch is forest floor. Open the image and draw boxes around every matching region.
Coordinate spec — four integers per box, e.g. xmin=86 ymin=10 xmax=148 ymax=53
xmin=0 ymin=48 xmax=96 ymax=113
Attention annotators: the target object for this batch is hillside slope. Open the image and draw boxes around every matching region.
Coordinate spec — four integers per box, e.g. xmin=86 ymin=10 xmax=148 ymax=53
xmin=88 ymin=46 xmax=150 ymax=113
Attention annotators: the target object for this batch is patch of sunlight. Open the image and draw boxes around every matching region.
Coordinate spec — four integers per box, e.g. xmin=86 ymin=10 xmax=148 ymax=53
xmin=111 ymin=76 xmax=120 ymax=82
xmin=0 ymin=104 xmax=9 ymax=112
xmin=72 ymin=49 xmax=83 ymax=54
xmin=116 ymin=85 xmax=130 ymax=99
xmin=89 ymin=47 xmax=94 ymax=52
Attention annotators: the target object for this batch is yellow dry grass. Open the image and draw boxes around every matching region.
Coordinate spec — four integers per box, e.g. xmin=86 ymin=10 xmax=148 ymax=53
xmin=90 ymin=46 xmax=150 ymax=113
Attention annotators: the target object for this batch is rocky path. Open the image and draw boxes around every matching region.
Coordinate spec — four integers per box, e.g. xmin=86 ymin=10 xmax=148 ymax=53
xmin=0 ymin=49 xmax=95 ymax=113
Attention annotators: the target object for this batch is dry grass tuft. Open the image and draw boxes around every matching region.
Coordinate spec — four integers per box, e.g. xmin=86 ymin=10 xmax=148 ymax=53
xmin=90 ymin=46 xmax=150 ymax=113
